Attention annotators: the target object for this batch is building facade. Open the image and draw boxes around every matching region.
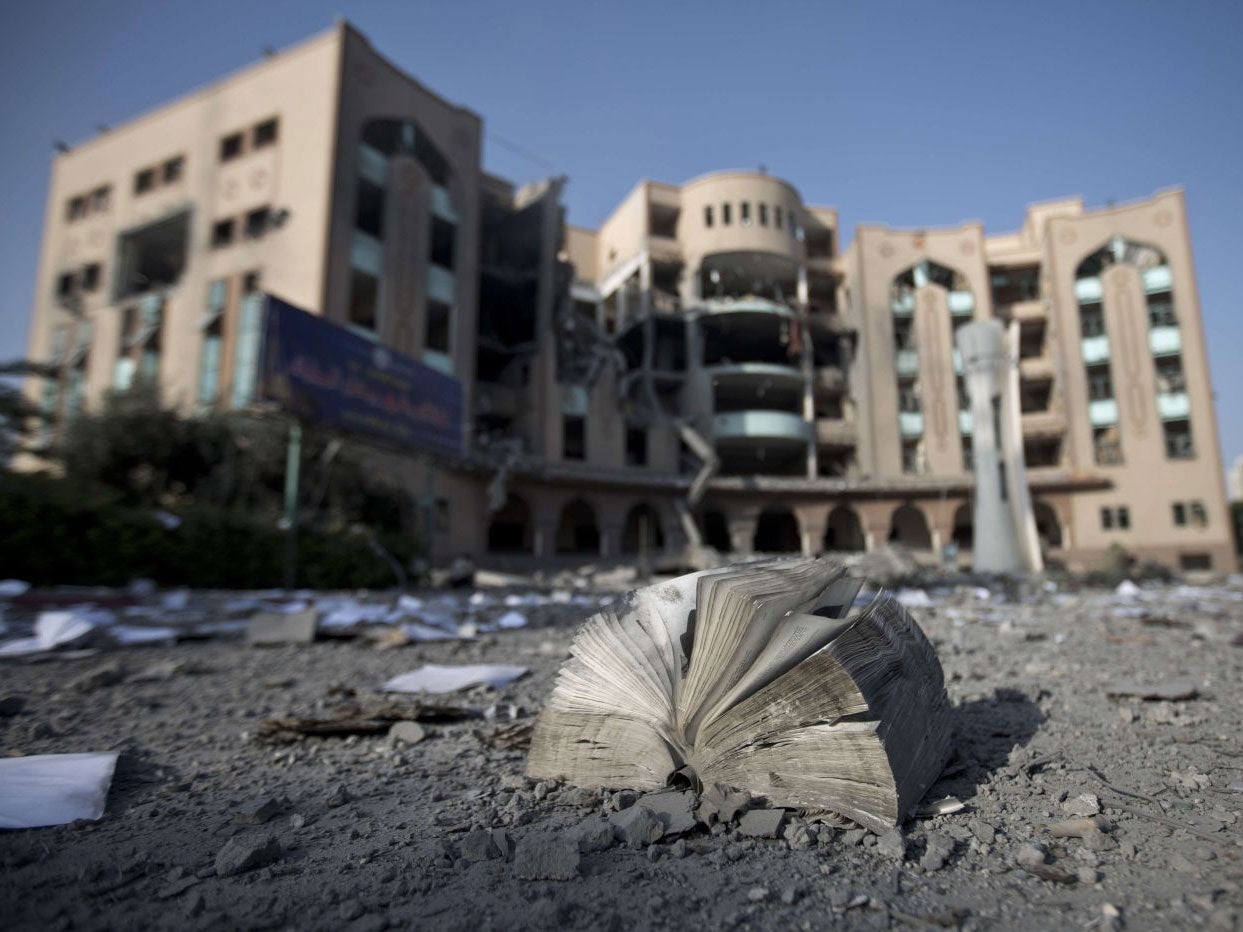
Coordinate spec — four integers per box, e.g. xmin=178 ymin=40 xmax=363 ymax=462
xmin=24 ymin=23 xmax=1237 ymax=572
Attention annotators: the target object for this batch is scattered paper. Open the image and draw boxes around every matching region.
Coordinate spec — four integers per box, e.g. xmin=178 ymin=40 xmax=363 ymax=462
xmin=0 ymin=580 xmax=31 ymax=598
xmin=108 ymin=625 xmax=179 ymax=646
xmin=497 ymin=611 xmax=528 ymax=630
xmin=0 ymin=609 xmax=109 ymax=657
xmin=0 ymin=752 xmax=119 ymax=829
xmin=382 ymin=663 xmax=529 ymax=695
xmin=247 ymin=609 xmax=318 ymax=645
xmin=400 ymin=622 xmax=460 ymax=642
xmin=1114 ymin=580 xmax=1140 ymax=599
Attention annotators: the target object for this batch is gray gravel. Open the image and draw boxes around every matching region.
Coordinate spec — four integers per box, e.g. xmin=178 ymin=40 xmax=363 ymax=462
xmin=1 ymin=578 xmax=1242 ymax=930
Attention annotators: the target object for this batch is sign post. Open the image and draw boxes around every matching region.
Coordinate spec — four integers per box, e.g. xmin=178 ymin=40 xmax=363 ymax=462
xmin=255 ymin=295 xmax=465 ymax=586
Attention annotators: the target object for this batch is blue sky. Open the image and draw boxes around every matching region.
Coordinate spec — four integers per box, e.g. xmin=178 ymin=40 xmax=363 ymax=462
xmin=1 ymin=1 xmax=1240 ymax=474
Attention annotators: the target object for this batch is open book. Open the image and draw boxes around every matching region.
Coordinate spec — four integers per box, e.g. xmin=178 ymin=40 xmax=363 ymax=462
xmin=526 ymin=558 xmax=952 ymax=833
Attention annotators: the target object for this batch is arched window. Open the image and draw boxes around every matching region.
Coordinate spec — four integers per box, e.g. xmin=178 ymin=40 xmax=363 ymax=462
xmin=823 ymin=505 xmax=864 ymax=552
xmin=888 ymin=503 xmax=932 ymax=550
xmin=487 ymin=495 xmax=532 ymax=553
xmin=701 ymin=510 xmax=731 ymax=552
xmin=555 ymin=499 xmax=600 ymax=555
xmin=753 ymin=508 xmax=801 ymax=553
xmin=622 ymin=503 xmax=664 ymax=553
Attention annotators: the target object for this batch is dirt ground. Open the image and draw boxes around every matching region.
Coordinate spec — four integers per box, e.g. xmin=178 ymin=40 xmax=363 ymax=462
xmin=1 ymin=576 xmax=1241 ymax=931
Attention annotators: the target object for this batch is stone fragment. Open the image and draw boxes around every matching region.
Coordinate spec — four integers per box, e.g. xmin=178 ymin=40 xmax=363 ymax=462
xmin=1062 ymin=793 xmax=1101 ymax=818
xmin=326 ymin=784 xmax=351 ymax=808
xmin=1106 ymin=680 xmax=1199 ymax=701
xmin=609 ymin=806 xmax=664 ymax=847
xmin=608 ymin=789 xmax=637 ymax=811
xmin=573 ymin=819 xmax=614 ymax=853
xmin=876 ymin=829 xmax=907 ymax=861
xmin=968 ymin=820 xmax=996 ymax=844
xmin=738 ymin=808 xmax=785 ymax=839
xmin=748 ymin=887 xmax=769 ymax=902
xmin=1080 ymin=827 xmax=1117 ymax=852
xmin=234 ymin=798 xmax=282 ymax=825
xmin=1077 ymin=866 xmax=1101 ymax=884
xmin=512 ymin=832 xmax=580 ymax=881
xmin=214 ymin=834 xmax=282 ymax=877
xmin=388 ymin=721 xmax=427 ymax=746
xmin=646 ymin=844 xmax=661 ymax=862
xmin=841 ymin=828 xmax=866 ymax=846
xmin=783 ymin=821 xmax=816 ymax=851
xmin=780 ymin=886 xmax=799 ymax=905
xmin=668 ymin=839 xmax=688 ymax=859
xmin=697 ymin=783 xmax=750 ymax=825
xmin=459 ymin=829 xmax=499 ymax=862
xmin=564 ymin=787 xmax=597 ymax=809
xmin=920 ymin=832 xmax=954 ymax=871
xmin=490 ymin=828 xmax=512 ymax=859
xmin=637 ymin=790 xmax=697 ymax=835
xmin=1020 ymin=862 xmax=1076 ymax=884
xmin=1016 ymin=843 xmax=1047 ymax=868
xmin=1045 ymin=816 xmax=1111 ymax=839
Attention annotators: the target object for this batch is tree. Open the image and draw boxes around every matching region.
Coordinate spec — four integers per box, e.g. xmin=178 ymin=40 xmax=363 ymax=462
xmin=0 ymin=359 xmax=56 ymax=463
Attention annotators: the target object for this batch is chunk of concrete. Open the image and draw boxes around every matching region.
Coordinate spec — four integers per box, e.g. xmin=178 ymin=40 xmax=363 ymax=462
xmin=214 ymin=834 xmax=282 ymax=877
xmin=738 ymin=808 xmax=785 ymax=839
xmin=512 ymin=831 xmax=580 ymax=880
xmin=636 ymin=790 xmax=697 ymax=835
xmin=247 ymin=609 xmax=318 ymax=646
xmin=609 ymin=805 xmax=665 ymax=847
xmin=459 ymin=829 xmax=499 ymax=863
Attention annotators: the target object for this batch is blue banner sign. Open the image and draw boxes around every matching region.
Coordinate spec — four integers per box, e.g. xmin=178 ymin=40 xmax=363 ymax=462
xmin=258 ymin=295 xmax=463 ymax=458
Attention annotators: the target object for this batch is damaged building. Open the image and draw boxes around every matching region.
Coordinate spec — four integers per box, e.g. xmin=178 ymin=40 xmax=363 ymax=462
xmin=22 ymin=22 xmax=1237 ymax=573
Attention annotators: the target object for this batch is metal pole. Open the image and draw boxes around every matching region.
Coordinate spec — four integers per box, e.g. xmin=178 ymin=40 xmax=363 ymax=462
xmin=282 ymin=420 xmax=302 ymax=590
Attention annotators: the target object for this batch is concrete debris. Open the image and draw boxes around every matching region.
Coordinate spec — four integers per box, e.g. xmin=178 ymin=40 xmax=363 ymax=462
xmin=232 ymin=797 xmax=282 ymax=825
xmin=609 ymin=805 xmax=665 ymax=847
xmin=69 ymin=661 xmax=126 ymax=692
xmin=920 ymin=832 xmax=955 ymax=871
xmin=876 ymin=829 xmax=907 ymax=861
xmin=246 ymin=609 xmax=318 ymax=646
xmin=968 ymin=820 xmax=996 ymax=844
xmin=635 ymin=790 xmax=697 ymax=835
xmin=325 ymin=784 xmax=351 ymax=808
xmin=697 ymin=783 xmax=750 ymax=825
xmin=737 ymin=808 xmax=785 ymax=839
xmin=0 ymin=609 xmax=109 ymax=656
xmin=256 ymin=698 xmax=476 ymax=743
xmin=1016 ymin=843 xmax=1047 ymax=868
xmin=1061 ymin=793 xmax=1101 ymax=818
xmin=572 ymin=819 xmax=615 ymax=853
xmin=747 ymin=886 xmax=769 ymax=902
xmin=388 ymin=721 xmax=427 ymax=746
xmin=459 ymin=829 xmax=500 ymax=862
xmin=1045 ymin=816 xmax=1112 ymax=839
xmin=1106 ymin=679 xmax=1199 ymax=701
xmin=512 ymin=831 xmax=580 ymax=880
xmin=1020 ymin=862 xmax=1077 ymax=884
xmin=214 ymin=834 xmax=282 ymax=877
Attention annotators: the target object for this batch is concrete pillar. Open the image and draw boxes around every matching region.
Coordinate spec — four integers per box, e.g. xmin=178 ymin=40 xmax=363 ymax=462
xmin=638 ymin=251 xmax=652 ymax=314
xmin=727 ymin=510 xmax=760 ymax=556
xmin=599 ymin=524 xmax=621 ymax=558
xmin=533 ymin=520 xmax=557 ymax=558
xmin=798 ymin=508 xmax=828 ymax=557
xmin=855 ymin=502 xmax=893 ymax=554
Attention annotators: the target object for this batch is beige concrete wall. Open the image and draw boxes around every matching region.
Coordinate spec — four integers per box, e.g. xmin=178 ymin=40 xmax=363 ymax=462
xmin=564 ymin=226 xmax=598 ymax=283
xmin=1044 ymin=189 xmax=1235 ymax=569
xmin=850 ymin=224 xmax=991 ymax=478
xmin=595 ymin=183 xmax=650 ymax=286
xmin=25 ymin=26 xmax=344 ymax=415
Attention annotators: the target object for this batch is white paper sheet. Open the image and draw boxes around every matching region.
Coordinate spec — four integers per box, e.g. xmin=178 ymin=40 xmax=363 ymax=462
xmin=382 ymin=663 xmax=528 ymax=695
xmin=0 ymin=580 xmax=30 ymax=597
xmin=0 ymin=609 xmax=110 ymax=657
xmin=497 ymin=611 xmax=528 ymax=630
xmin=0 ymin=752 xmax=119 ymax=829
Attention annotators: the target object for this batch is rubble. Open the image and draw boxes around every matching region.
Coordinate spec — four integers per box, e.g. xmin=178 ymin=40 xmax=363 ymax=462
xmin=512 ymin=832 xmax=580 ymax=880
xmin=738 ymin=809 xmax=785 ymax=839
xmin=246 ymin=609 xmax=319 ymax=645
xmin=213 ymin=834 xmax=282 ymax=877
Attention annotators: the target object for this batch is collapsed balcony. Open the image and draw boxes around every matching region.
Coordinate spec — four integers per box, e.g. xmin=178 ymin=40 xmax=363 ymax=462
xmin=699 ymin=252 xmax=798 ymax=306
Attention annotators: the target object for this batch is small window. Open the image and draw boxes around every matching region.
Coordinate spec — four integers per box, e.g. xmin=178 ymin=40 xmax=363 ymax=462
xmin=626 ymin=426 xmax=648 ymax=467
xmin=1101 ymin=507 xmax=1113 ymax=530
xmin=429 ymin=217 xmax=455 ymax=269
xmin=241 ymin=270 xmax=262 ymax=295
xmin=1172 ymin=502 xmax=1187 ymax=527
xmin=563 ymin=415 xmax=586 ymax=460
xmin=67 ymin=196 xmax=87 ymax=221
xmin=774 ymin=205 xmax=783 ymax=230
xmin=211 ymin=218 xmax=235 ymax=248
xmin=425 ymin=299 xmax=451 ymax=352
xmin=1179 ymin=552 xmax=1212 ymax=571
xmin=81 ymin=263 xmax=101 ymax=292
xmin=704 ymin=205 xmax=714 ymax=228
xmin=1190 ymin=502 xmax=1207 ymax=527
xmin=220 ymin=132 xmax=244 ymax=162
xmin=347 ymin=268 xmax=380 ymax=331
xmin=721 ymin=203 xmax=732 ymax=225
xmin=759 ymin=203 xmax=768 ymax=226
xmin=355 ymin=178 xmax=385 ymax=238
xmin=162 ymin=157 xmax=184 ymax=184
xmin=56 ymin=272 xmax=76 ymax=298
xmin=1117 ymin=506 xmax=1130 ymax=530
xmin=244 ymin=207 xmax=270 ymax=239
xmin=1163 ymin=419 xmax=1194 ymax=459
xmin=252 ymin=118 xmax=279 ymax=149
xmin=89 ymin=186 xmax=110 ymax=212
xmin=740 ymin=202 xmax=751 ymax=226
xmin=134 ymin=168 xmax=156 ymax=195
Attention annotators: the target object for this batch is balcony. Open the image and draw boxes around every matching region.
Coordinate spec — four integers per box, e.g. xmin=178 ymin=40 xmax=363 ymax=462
xmin=1143 ymin=265 xmax=1172 ymax=294
xmin=895 ymin=349 xmax=919 ymax=376
xmin=1149 ymin=326 xmax=1181 ymax=356
xmin=1081 ymin=335 xmax=1110 ymax=364
xmin=1075 ymin=277 xmax=1103 ymax=303
xmin=959 ymin=410 xmax=973 ymax=434
xmin=713 ymin=410 xmax=811 ymax=443
xmin=948 ymin=290 xmax=974 ymax=315
xmin=1021 ymin=409 xmax=1067 ymax=437
xmin=899 ymin=411 xmax=924 ymax=437
xmin=648 ymin=234 xmax=682 ymax=265
xmin=815 ymin=416 xmax=857 ymax=447
xmin=1157 ymin=391 xmax=1190 ymax=420
xmin=1089 ymin=399 xmax=1119 ymax=427
xmin=891 ymin=292 xmax=915 ymax=316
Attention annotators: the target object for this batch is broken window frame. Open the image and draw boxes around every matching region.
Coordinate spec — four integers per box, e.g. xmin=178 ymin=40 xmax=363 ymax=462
xmin=252 ymin=117 xmax=279 ymax=149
